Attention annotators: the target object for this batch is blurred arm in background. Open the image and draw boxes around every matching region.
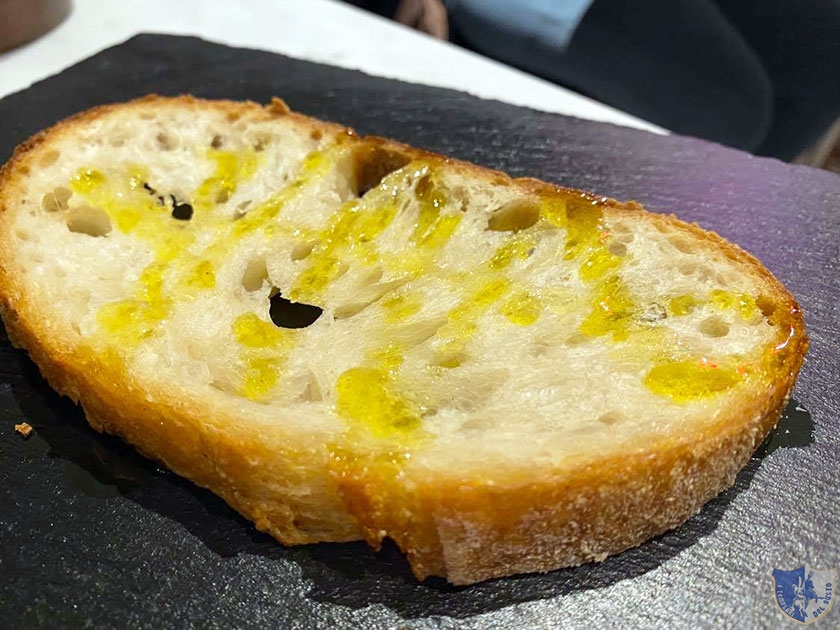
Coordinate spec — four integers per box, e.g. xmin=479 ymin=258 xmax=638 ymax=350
xmin=343 ymin=0 xmax=449 ymax=38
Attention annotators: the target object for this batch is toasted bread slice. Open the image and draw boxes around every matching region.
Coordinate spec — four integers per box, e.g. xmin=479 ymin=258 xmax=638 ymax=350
xmin=0 ymin=96 xmax=806 ymax=584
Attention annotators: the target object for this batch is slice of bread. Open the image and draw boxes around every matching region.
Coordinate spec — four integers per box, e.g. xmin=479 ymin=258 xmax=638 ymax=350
xmin=0 ymin=96 xmax=807 ymax=584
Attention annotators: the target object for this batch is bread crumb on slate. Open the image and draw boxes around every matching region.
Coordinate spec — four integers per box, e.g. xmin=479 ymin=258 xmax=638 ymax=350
xmin=14 ymin=422 xmax=33 ymax=439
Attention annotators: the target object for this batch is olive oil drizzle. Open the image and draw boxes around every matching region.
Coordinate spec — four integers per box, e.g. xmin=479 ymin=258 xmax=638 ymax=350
xmin=74 ymin=146 xmax=330 ymax=401
xmin=68 ymin=147 xmax=791 ymax=434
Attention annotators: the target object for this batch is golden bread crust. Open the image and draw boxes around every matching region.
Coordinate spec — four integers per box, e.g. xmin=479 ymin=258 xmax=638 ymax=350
xmin=0 ymin=96 xmax=807 ymax=584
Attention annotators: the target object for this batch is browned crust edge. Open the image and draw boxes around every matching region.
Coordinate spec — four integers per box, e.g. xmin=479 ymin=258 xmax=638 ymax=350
xmin=0 ymin=95 xmax=808 ymax=585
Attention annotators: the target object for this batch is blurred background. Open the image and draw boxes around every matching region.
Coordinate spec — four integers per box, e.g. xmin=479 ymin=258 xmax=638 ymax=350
xmin=345 ymin=0 xmax=840 ymax=172
xmin=1 ymin=0 xmax=839 ymax=172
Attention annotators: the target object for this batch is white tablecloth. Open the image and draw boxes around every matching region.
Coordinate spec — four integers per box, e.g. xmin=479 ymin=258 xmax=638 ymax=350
xmin=0 ymin=0 xmax=662 ymax=134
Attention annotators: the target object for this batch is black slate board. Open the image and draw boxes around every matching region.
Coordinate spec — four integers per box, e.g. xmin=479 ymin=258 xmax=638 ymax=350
xmin=1 ymin=34 xmax=838 ymax=629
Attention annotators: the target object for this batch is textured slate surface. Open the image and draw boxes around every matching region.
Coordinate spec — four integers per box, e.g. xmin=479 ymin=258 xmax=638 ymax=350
xmin=0 ymin=34 xmax=838 ymax=629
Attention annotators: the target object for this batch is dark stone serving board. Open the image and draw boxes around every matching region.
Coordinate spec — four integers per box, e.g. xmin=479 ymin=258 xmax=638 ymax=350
xmin=0 ymin=34 xmax=838 ymax=629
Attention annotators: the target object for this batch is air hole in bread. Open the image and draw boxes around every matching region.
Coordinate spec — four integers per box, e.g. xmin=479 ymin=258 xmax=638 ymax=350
xmin=640 ymin=303 xmax=667 ymax=323
xmin=699 ymin=316 xmax=729 ymax=338
xmin=41 ymin=187 xmax=72 ymax=213
xmin=242 ymin=259 xmax=268 ymax=292
xmin=352 ymin=145 xmax=412 ymax=196
xmin=361 ymin=266 xmax=384 ymax=285
xmin=333 ymin=300 xmax=377 ymax=319
xmin=210 ymin=379 xmax=237 ymax=396
xmin=171 ymin=200 xmax=194 ymax=221
xmin=532 ymin=336 xmax=555 ymax=357
xmin=669 ymin=237 xmax=696 ymax=254
xmin=211 ymin=134 xmax=224 ymax=149
xmin=215 ymin=189 xmax=231 ymax=204
xmin=301 ymin=372 xmax=323 ymax=402
xmin=66 ymin=206 xmax=112 ymax=237
xmin=333 ymin=277 xmax=396 ymax=320
xmin=389 ymin=314 xmax=447 ymax=347
xmin=333 ymin=301 xmax=373 ymax=320
xmin=565 ymin=333 xmax=589 ymax=346
xmin=235 ymin=200 xmax=252 ymax=217
xmin=311 ymin=129 xmax=323 ymax=141
xmin=252 ymin=133 xmax=270 ymax=152
xmin=415 ymin=174 xmax=433 ymax=197
xmin=608 ymin=241 xmax=627 ymax=257
xmin=156 ymin=132 xmax=177 ymax=151
xmin=611 ymin=222 xmax=632 ymax=236
xmin=290 ymin=514 xmax=332 ymax=534
xmin=756 ymin=295 xmax=777 ymax=318
xmin=597 ymin=411 xmax=622 ymax=425
xmin=269 ymin=293 xmax=323 ymax=329
xmin=14 ymin=228 xmax=33 ymax=242
xmin=487 ymin=198 xmax=540 ymax=232
xmin=291 ymin=241 xmax=317 ymax=261
xmin=715 ymin=272 xmax=738 ymax=287
xmin=432 ymin=351 xmax=466 ymax=369
xmin=334 ymin=262 xmax=350 ymax=282
xmin=679 ymin=262 xmax=712 ymax=280
xmin=37 ymin=149 xmax=60 ymax=167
